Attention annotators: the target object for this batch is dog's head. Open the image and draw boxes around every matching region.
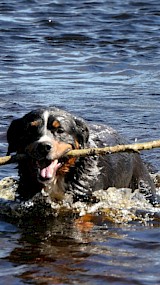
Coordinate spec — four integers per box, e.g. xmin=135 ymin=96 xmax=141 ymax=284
xmin=7 ymin=107 xmax=89 ymax=185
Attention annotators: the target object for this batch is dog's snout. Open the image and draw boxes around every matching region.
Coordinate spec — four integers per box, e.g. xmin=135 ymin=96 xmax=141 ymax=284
xmin=36 ymin=142 xmax=52 ymax=155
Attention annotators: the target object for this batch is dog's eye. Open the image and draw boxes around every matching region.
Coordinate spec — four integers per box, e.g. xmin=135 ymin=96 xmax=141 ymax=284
xmin=56 ymin=127 xmax=64 ymax=134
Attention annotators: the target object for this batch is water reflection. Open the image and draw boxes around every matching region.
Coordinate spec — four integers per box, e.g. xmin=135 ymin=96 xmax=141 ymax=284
xmin=1 ymin=217 xmax=159 ymax=285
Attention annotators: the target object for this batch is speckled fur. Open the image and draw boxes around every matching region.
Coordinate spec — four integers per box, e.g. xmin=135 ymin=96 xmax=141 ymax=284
xmin=7 ymin=107 xmax=158 ymax=204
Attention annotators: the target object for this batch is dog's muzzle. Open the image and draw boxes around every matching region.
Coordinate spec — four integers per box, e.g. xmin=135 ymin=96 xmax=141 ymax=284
xmin=26 ymin=140 xmax=72 ymax=183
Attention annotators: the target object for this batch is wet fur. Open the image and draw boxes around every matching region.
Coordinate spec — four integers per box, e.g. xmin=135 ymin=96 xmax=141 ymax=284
xmin=7 ymin=107 xmax=158 ymax=204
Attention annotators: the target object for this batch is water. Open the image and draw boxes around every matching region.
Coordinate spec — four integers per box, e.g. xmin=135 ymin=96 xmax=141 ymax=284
xmin=0 ymin=0 xmax=160 ymax=284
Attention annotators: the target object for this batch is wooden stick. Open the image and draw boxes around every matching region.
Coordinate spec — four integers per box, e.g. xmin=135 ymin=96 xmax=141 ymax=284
xmin=1 ymin=139 xmax=160 ymax=166
xmin=66 ymin=139 xmax=160 ymax=157
xmin=0 ymin=154 xmax=26 ymax=166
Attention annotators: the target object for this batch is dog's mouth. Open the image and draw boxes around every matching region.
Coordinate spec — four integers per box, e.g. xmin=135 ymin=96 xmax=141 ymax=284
xmin=35 ymin=155 xmax=75 ymax=183
xmin=36 ymin=159 xmax=62 ymax=183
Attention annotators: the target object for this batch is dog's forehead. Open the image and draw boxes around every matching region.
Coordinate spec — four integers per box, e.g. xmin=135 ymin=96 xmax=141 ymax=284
xmin=46 ymin=110 xmax=75 ymax=125
xmin=41 ymin=110 xmax=68 ymax=126
xmin=23 ymin=108 xmax=76 ymax=127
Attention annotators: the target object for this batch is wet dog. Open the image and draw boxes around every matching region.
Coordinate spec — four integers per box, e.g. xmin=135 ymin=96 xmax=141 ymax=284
xmin=7 ymin=107 xmax=158 ymax=204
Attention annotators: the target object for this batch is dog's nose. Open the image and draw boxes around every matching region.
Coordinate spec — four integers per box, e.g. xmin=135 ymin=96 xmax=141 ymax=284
xmin=36 ymin=142 xmax=52 ymax=156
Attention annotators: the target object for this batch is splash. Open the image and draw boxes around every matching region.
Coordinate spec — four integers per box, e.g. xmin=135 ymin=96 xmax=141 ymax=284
xmin=0 ymin=175 xmax=160 ymax=224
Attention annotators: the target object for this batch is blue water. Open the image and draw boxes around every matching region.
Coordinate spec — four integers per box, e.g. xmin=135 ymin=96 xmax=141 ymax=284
xmin=0 ymin=1 xmax=160 ymax=284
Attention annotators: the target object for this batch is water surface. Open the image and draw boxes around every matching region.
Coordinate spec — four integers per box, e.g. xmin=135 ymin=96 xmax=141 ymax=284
xmin=0 ymin=1 xmax=160 ymax=284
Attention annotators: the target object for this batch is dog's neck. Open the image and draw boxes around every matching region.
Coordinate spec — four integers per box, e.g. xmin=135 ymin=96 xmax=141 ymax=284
xmin=42 ymin=176 xmax=66 ymax=201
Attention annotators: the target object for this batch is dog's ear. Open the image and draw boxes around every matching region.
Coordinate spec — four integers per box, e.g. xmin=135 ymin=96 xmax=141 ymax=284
xmin=7 ymin=118 xmax=24 ymax=155
xmin=74 ymin=117 xmax=89 ymax=146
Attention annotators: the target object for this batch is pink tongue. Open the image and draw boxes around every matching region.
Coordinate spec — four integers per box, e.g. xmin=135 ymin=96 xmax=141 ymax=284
xmin=40 ymin=159 xmax=61 ymax=179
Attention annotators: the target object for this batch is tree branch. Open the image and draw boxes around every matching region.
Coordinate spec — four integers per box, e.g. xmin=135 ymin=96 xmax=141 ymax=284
xmin=66 ymin=139 xmax=160 ymax=157
xmin=1 ymin=139 xmax=160 ymax=166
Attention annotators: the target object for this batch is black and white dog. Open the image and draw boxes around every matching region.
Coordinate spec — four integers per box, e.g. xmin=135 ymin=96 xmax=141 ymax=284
xmin=7 ymin=107 xmax=158 ymax=204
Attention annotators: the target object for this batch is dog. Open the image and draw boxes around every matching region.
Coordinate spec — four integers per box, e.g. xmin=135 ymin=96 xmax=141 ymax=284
xmin=7 ymin=106 xmax=158 ymax=204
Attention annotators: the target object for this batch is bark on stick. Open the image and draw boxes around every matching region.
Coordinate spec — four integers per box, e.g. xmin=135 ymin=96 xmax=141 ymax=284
xmin=1 ymin=139 xmax=160 ymax=166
